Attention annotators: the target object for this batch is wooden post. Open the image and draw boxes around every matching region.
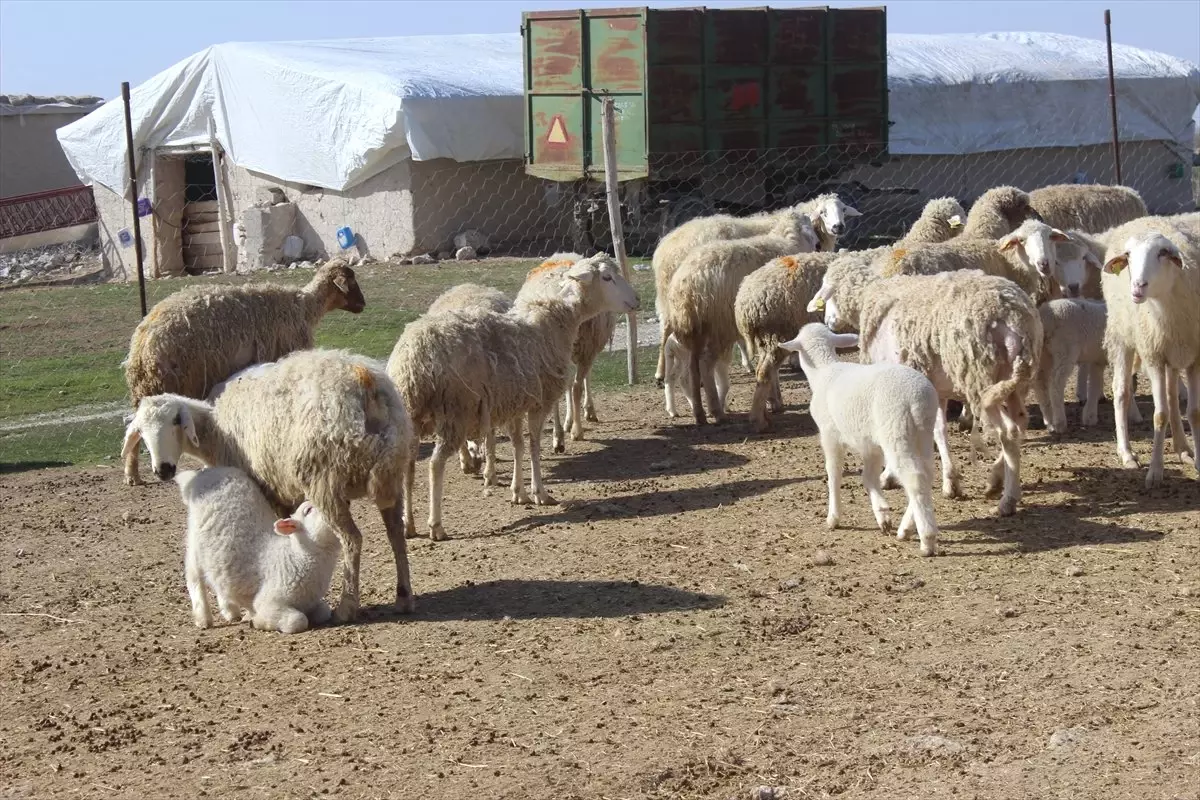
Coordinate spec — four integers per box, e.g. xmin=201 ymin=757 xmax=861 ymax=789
xmin=1104 ymin=10 xmax=1123 ymax=184
xmin=600 ymin=95 xmax=637 ymax=385
xmin=207 ymin=117 xmax=236 ymax=273
xmin=120 ymin=81 xmax=148 ymax=317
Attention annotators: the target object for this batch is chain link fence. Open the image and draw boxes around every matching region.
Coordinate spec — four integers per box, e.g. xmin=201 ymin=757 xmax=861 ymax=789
xmin=2 ymin=138 xmax=1197 ymax=470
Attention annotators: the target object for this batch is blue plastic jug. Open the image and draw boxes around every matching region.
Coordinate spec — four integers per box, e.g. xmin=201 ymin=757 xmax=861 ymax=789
xmin=336 ymin=226 xmax=354 ymax=250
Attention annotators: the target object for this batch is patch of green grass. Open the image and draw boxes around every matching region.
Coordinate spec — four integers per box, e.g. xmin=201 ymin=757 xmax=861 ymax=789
xmin=0 ymin=258 xmax=659 ymax=469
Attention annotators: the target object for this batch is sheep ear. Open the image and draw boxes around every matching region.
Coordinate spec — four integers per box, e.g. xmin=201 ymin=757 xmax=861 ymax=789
xmin=1083 ymin=251 xmax=1103 ymax=270
xmin=565 ymin=261 xmax=596 ymax=283
xmin=178 ymin=406 xmax=200 ymax=448
xmin=1164 ymin=251 xmax=1184 ymax=269
xmin=333 ymin=275 xmax=349 ymax=294
xmin=997 ymin=235 xmax=1021 ymax=253
xmin=273 ymin=518 xmax=300 ymax=536
xmin=842 ymin=204 xmax=862 ymax=218
xmin=830 ymin=333 xmax=859 ymax=349
xmin=779 ymin=335 xmax=803 ymax=353
xmin=1103 ymin=254 xmax=1129 ymax=275
xmin=806 ymin=286 xmax=831 ymax=313
xmin=121 ymin=421 xmax=142 ymax=461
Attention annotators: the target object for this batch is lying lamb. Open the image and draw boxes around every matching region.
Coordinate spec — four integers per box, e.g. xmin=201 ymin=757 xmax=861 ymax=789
xmin=177 ymin=467 xmax=341 ymax=634
xmin=780 ymin=323 xmax=940 ymax=556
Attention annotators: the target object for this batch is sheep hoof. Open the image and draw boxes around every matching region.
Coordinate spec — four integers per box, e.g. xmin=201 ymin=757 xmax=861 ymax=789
xmin=997 ymin=495 xmax=1018 ymax=517
xmin=332 ymin=601 xmax=358 ymax=624
xmin=655 ymin=377 xmax=665 ymax=389
xmin=125 ymin=473 xmax=143 ymax=487
xmin=394 ymin=593 xmax=416 ymax=614
xmin=534 ymin=491 xmax=558 ymax=506
xmin=428 ymin=523 xmax=448 ymax=542
xmin=570 ymin=429 xmax=584 ymax=442
xmin=553 ymin=441 xmax=565 ymax=455
xmin=192 ymin=615 xmax=212 ymax=629
xmin=876 ymin=513 xmax=893 ymax=533
xmin=984 ymin=480 xmax=1003 ymax=500
xmin=1119 ymin=454 xmax=1139 ymax=469
xmin=919 ymin=542 xmax=938 ymax=557
xmin=826 ymin=515 xmax=839 ymax=531
xmin=512 ymin=491 xmax=533 ymax=506
xmin=943 ymin=482 xmax=963 ymax=500
xmin=585 ymin=411 xmax=599 ymax=423
xmin=1144 ymin=468 xmax=1164 ymax=490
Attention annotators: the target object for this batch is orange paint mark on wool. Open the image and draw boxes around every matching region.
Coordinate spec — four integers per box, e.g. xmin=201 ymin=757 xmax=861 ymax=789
xmin=351 ymin=364 xmax=375 ymax=391
xmin=778 ymin=255 xmax=799 ymax=273
xmin=526 ymin=259 xmax=573 ymax=280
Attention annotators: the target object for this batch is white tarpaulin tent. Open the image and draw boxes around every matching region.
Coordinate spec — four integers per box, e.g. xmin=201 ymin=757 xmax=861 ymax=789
xmin=58 ymin=31 xmax=1200 ymax=197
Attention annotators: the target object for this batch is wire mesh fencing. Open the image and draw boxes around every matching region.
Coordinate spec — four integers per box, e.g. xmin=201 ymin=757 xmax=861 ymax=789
xmin=1 ymin=138 xmax=1196 ymax=471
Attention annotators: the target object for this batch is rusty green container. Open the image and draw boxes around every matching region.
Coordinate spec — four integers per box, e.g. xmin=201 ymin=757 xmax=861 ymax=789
xmin=523 ymin=5 xmax=888 ymax=182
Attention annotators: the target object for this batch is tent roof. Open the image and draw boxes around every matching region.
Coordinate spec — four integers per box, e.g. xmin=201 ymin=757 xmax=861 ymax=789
xmin=57 ymin=31 xmax=1200 ymax=195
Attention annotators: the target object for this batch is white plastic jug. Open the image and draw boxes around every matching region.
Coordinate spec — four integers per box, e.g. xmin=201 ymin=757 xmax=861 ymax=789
xmin=282 ymin=235 xmax=303 ymax=261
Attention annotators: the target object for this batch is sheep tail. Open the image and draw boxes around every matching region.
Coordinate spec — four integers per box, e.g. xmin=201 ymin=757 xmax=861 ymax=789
xmin=979 ymin=348 xmax=1035 ymax=441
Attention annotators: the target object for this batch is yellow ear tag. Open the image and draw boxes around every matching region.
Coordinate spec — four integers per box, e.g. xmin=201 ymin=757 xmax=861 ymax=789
xmin=813 ymin=297 xmax=826 ymax=310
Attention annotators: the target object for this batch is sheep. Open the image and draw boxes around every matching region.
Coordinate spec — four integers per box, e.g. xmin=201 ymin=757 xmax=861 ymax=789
xmin=849 ymin=270 xmax=1044 ymax=516
xmin=122 ymin=259 xmax=367 ymax=486
xmin=386 ymin=253 xmax=639 ymax=541
xmin=666 ymin=209 xmax=817 ymax=425
xmin=1029 ymin=184 xmax=1148 ymax=234
xmin=176 ymin=467 xmax=341 ymax=634
xmin=425 ymin=282 xmax=513 ymax=479
xmin=778 ymin=323 xmax=940 ymax=556
xmin=651 ymin=206 xmax=820 ymax=412
xmin=958 ymin=185 xmax=1041 ymax=240
xmin=1100 ymin=213 xmax=1200 ymax=487
xmin=121 ymin=348 xmax=415 ymax=621
xmin=795 ymin=192 xmax=864 ymax=252
xmin=1032 ymin=299 xmax=1108 ymax=434
xmin=515 ymin=252 xmax=617 ymax=452
xmin=737 ymin=197 xmax=966 ymax=430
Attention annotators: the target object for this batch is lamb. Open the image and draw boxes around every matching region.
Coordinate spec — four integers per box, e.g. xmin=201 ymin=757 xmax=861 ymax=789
xmin=121 ymin=348 xmax=415 ymax=621
xmin=778 ymin=323 xmax=940 ymax=556
xmin=176 ymin=467 xmax=341 ymax=634
xmin=666 ymin=209 xmax=817 ymax=424
xmin=1029 ymin=184 xmax=1148 ymax=234
xmin=1100 ymin=213 xmax=1200 ymax=487
xmin=652 ymin=207 xmax=820 ymax=413
xmin=515 ymin=252 xmax=617 ymax=452
xmin=425 ymin=282 xmax=513 ymax=479
xmin=386 ymin=254 xmax=639 ymax=541
xmin=849 ymin=270 xmax=1044 ymax=516
xmin=122 ymin=259 xmax=367 ymax=485
xmin=1032 ymin=299 xmax=1108 ymax=434
xmin=737 ymin=197 xmax=966 ymax=430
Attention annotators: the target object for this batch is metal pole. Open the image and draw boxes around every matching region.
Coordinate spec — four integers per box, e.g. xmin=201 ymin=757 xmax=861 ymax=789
xmin=600 ymin=95 xmax=637 ymax=385
xmin=1104 ymin=10 xmax=1123 ymax=184
xmin=121 ymin=81 xmax=148 ymax=317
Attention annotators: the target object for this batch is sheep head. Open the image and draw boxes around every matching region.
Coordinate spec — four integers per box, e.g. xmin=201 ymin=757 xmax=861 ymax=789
xmin=779 ymin=322 xmax=859 ymax=371
xmin=1103 ymin=232 xmax=1186 ymax=305
xmin=1053 ymin=231 xmax=1103 ymax=298
xmin=274 ymin=501 xmax=339 ymax=547
xmin=565 ymin=254 xmax=640 ymax=316
xmin=122 ymin=394 xmax=204 ymax=482
xmin=811 ymin=195 xmax=862 ymax=237
xmin=313 ymin=260 xmax=366 ymax=314
xmin=997 ymin=219 xmax=1070 ymax=278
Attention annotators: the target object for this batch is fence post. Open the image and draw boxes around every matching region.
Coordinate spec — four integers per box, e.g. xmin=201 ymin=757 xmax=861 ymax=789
xmin=1104 ymin=10 xmax=1123 ymax=184
xmin=600 ymin=95 xmax=637 ymax=385
xmin=121 ymin=81 xmax=148 ymax=317
xmin=207 ymin=117 xmax=236 ymax=274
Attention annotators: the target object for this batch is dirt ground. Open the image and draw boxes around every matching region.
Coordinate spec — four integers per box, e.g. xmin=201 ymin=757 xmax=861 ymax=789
xmin=2 ymin=371 xmax=1198 ymax=800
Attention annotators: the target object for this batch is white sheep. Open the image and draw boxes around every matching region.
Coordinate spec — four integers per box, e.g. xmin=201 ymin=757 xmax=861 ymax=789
xmin=842 ymin=270 xmax=1044 ymax=516
xmin=1100 ymin=213 xmax=1200 ymax=486
xmin=795 ymin=193 xmax=864 ymax=252
xmin=1029 ymin=184 xmax=1148 ymax=234
xmin=122 ymin=259 xmax=367 ymax=485
xmin=1033 ymin=299 xmax=1108 ymax=434
xmin=515 ymin=252 xmax=617 ymax=452
xmin=778 ymin=323 xmax=940 ymax=556
xmin=666 ymin=209 xmax=816 ymax=424
xmin=177 ymin=467 xmax=340 ymax=634
xmin=386 ymin=254 xmax=639 ymax=541
xmin=122 ymin=348 xmax=415 ymax=621
xmin=651 ymin=205 xmax=821 ymax=408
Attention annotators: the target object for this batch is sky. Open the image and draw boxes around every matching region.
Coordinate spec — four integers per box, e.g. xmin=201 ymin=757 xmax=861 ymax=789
xmin=1 ymin=0 xmax=1198 ymax=103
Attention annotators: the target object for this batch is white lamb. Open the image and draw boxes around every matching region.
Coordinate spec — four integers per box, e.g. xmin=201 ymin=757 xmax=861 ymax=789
xmin=177 ymin=467 xmax=340 ymax=634
xmin=779 ymin=323 xmax=940 ymax=557
xmin=1032 ymin=299 xmax=1108 ymax=434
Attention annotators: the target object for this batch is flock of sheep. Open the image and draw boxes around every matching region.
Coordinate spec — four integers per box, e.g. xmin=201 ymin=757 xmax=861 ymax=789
xmin=114 ymin=182 xmax=1198 ymax=635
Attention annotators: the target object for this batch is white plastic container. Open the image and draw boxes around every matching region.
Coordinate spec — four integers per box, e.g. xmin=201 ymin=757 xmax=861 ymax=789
xmin=282 ymin=235 xmax=303 ymax=261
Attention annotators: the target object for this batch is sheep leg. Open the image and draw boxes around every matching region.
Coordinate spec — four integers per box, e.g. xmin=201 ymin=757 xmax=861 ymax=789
xmin=736 ymin=338 xmax=753 ymax=374
xmin=508 ymin=417 xmax=533 ymax=505
xmin=1145 ymin=363 xmax=1170 ymax=489
xmin=995 ymin=392 xmax=1027 ymax=516
xmin=583 ymin=375 xmax=598 ymax=422
xmin=185 ymin=547 xmax=212 ymax=629
xmin=715 ymin=357 xmax=732 ymax=412
xmin=526 ymin=409 xmax=558 ymax=506
xmin=663 ymin=340 xmax=680 ymax=417
xmin=322 ymin=498 xmax=365 ymax=623
xmin=1081 ymin=363 xmax=1104 ymax=428
xmin=702 ymin=353 xmax=727 ymax=425
xmin=426 ymin=439 xmax=452 ymax=541
xmin=459 ymin=441 xmax=480 ymax=475
xmin=569 ymin=358 xmax=596 ymax=441
xmin=550 ymin=397 xmax=566 ymax=454
xmin=892 ymin=445 xmax=939 ymax=557
xmin=482 ymin=425 xmax=498 ymax=496
xmin=1047 ymin=354 xmax=1074 ymax=434
xmin=403 ymin=451 xmax=418 ymax=538
xmin=655 ymin=326 xmax=669 ymax=388
xmin=381 ymin=500 xmax=415 ymax=613
xmin=123 ymin=442 xmax=143 ymax=487
xmin=861 ymin=448 xmax=892 ymax=532
xmin=934 ymin=400 xmax=963 ymax=499
xmin=1165 ymin=371 xmax=1190 ymax=462
xmin=1184 ymin=367 xmax=1200 ymax=475
xmin=1111 ymin=345 xmax=1139 ymax=468
xmin=821 ymin=432 xmax=845 ymax=530
xmin=749 ymin=349 xmax=782 ymax=433
xmin=688 ymin=347 xmax=707 ymax=426
xmin=1075 ymin=362 xmax=1088 ymax=406
xmin=763 ymin=348 xmax=785 ymax=414
xmin=956 ymin=401 xmax=974 ymax=433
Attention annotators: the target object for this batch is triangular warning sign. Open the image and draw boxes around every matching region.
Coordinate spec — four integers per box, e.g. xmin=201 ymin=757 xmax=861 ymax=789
xmin=546 ymin=116 xmax=568 ymax=145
